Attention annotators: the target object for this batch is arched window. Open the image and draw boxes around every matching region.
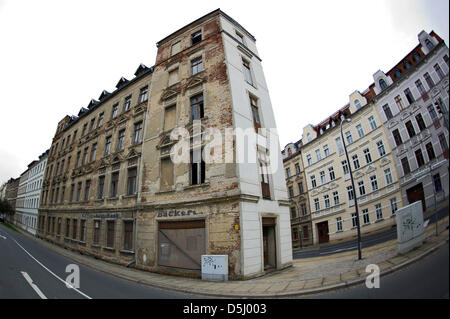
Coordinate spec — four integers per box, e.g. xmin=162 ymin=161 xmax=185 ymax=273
xmin=354 ymin=99 xmax=362 ymax=110
xmin=404 ymin=61 xmax=411 ymax=70
xmin=425 ymin=39 xmax=434 ymax=51
xmin=394 ymin=69 xmax=402 ymax=79
xmin=307 ymin=133 xmax=312 ymax=142
xmin=379 ymin=79 xmax=388 ymax=90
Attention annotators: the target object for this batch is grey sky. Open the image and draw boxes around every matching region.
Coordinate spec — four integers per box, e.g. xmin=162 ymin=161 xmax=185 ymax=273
xmin=0 ymin=0 xmax=448 ymax=184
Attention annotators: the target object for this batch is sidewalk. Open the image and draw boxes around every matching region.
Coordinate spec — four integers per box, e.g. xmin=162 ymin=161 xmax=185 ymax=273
xmin=18 ymin=215 xmax=449 ymax=298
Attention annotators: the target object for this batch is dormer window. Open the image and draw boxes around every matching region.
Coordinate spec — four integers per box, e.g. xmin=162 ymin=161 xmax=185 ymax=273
xmin=307 ymin=133 xmax=312 ymax=142
xmin=379 ymin=79 xmax=388 ymax=91
xmin=354 ymin=99 xmax=362 ymax=110
xmin=404 ymin=61 xmax=411 ymax=70
xmin=394 ymin=69 xmax=402 ymax=79
xmin=425 ymin=39 xmax=434 ymax=51
xmin=414 ymin=53 xmax=421 ymax=63
xmin=191 ymin=30 xmax=202 ymax=46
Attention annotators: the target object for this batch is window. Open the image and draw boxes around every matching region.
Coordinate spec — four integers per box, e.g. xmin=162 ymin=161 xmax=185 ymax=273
xmin=110 ymin=172 xmax=119 ymax=197
xmin=392 ymin=129 xmax=403 ymax=146
xmin=352 ymin=154 xmax=360 ymax=170
xmin=235 ymin=31 xmax=244 ymax=44
xmin=250 ymin=96 xmax=261 ymax=132
xmin=306 ymin=154 xmax=312 ymax=166
xmin=191 ymin=30 xmax=202 ymax=45
xmin=335 ymin=137 xmax=344 ymax=155
xmin=112 ymin=103 xmax=119 ymax=119
xmin=314 ymin=198 xmax=320 ymax=211
xmin=414 ymin=53 xmax=421 ymax=63
xmin=89 ymin=118 xmax=96 ymax=132
xmin=123 ymin=221 xmax=134 ymax=250
xmin=443 ymin=55 xmax=449 ymax=67
xmin=76 ymin=182 xmax=82 ymax=202
xmin=66 ymin=219 xmax=70 ymax=237
xmin=351 ymin=213 xmax=358 ymax=228
xmin=354 ymin=99 xmax=362 ymax=110
xmin=90 ymin=143 xmax=97 ymax=162
xmin=286 ymin=168 xmax=291 ymax=178
xmin=358 ymin=181 xmax=366 ymax=196
xmin=124 ymin=95 xmax=132 ymax=112
xmin=93 ymin=220 xmax=101 ymax=244
xmin=80 ymin=220 xmax=86 ymax=242
xmin=295 ymin=163 xmax=300 ymax=175
xmin=191 ymin=57 xmax=203 ymax=75
xmin=168 ymin=68 xmax=179 ymax=86
xmin=370 ymin=175 xmax=378 ymax=191
xmin=191 ymin=93 xmax=204 ymax=121
xmin=117 ymin=129 xmax=125 ymax=151
xmin=323 ymin=144 xmax=330 ymax=157
xmin=191 ymin=149 xmax=205 ymax=185
xmin=301 ymin=204 xmax=307 ymax=216
xmin=127 ymin=167 xmax=137 ymax=196
xmin=433 ymin=174 xmax=443 ymax=192
xmin=401 ymin=157 xmax=411 ymax=175
xmin=242 ymin=59 xmax=253 ymax=85
xmin=97 ymin=176 xmax=105 ymax=199
xmin=139 ymin=86 xmax=148 ymax=103
xmin=415 ymin=149 xmax=425 ymax=167
xmin=390 ymin=198 xmax=398 ymax=215
xmin=425 ymin=142 xmax=436 ymax=161
xmin=347 ymin=185 xmax=355 ymax=201
xmin=404 ymin=88 xmax=415 ymax=105
xmin=72 ymin=219 xmax=78 ymax=239
xmin=415 ymin=113 xmax=427 ymax=131
xmin=362 ymin=209 xmax=370 ymax=225
xmin=315 ymin=149 xmax=322 ymax=161
xmin=333 ymin=191 xmax=339 ymax=205
xmin=320 ymin=171 xmax=326 ymax=185
xmin=415 ymin=79 xmax=427 ymax=96
xmin=106 ymin=220 xmax=115 ymax=248
xmin=57 ymin=218 xmax=61 ymax=235
xmin=363 ymin=149 xmax=372 ymax=164
xmin=82 ymin=123 xmax=88 ymax=136
xmin=394 ymin=69 xmax=402 ymax=79
xmin=171 ymin=41 xmax=181 ymax=56
xmin=377 ymin=140 xmax=386 ymax=157
xmin=328 ymin=167 xmax=335 ymax=181
xmin=290 ymin=206 xmax=296 ymax=218
xmin=288 ymin=186 xmax=294 ymax=198
xmin=404 ymin=61 xmax=411 ymax=70
xmin=395 ymin=95 xmax=405 ymax=111
xmin=405 ymin=120 xmax=416 ymax=138
xmin=425 ymin=39 xmax=434 ymax=51
xmin=84 ymin=180 xmax=91 ymax=201
xmin=438 ymin=133 xmax=448 ymax=152
xmin=336 ymin=217 xmax=343 ymax=232
xmin=133 ymin=122 xmax=143 ymax=144
xmin=324 ymin=195 xmax=330 ymax=209
xmin=69 ymin=184 xmax=75 ymax=202
xmin=356 ymin=124 xmax=364 ymax=138
xmin=428 ymin=104 xmax=438 ymax=121
xmin=368 ymin=116 xmax=377 ymax=130
xmin=311 ymin=175 xmax=317 ymax=188
xmin=298 ymin=182 xmax=304 ymax=194
xmin=375 ymin=204 xmax=383 ymax=220
xmin=345 ymin=131 xmax=353 ymax=144
xmin=384 ymin=168 xmax=393 ymax=185
xmin=424 ymin=72 xmax=434 ymax=89
xmin=379 ymin=79 xmax=387 ymax=90
xmin=342 ymin=160 xmax=350 ymax=175
xmin=97 ymin=113 xmax=104 ymax=127
xmin=104 ymin=136 xmax=112 ymax=156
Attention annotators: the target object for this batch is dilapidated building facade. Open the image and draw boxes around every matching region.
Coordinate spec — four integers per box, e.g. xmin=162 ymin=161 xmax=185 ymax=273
xmin=38 ymin=9 xmax=292 ymax=280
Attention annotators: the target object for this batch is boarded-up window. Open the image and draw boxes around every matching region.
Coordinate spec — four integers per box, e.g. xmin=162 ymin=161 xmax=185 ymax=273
xmin=158 ymin=220 xmax=205 ymax=270
xmin=171 ymin=41 xmax=181 ymax=56
xmin=168 ymin=69 xmax=179 ymax=86
xmin=160 ymin=157 xmax=174 ymax=190
xmin=164 ymin=105 xmax=176 ymax=131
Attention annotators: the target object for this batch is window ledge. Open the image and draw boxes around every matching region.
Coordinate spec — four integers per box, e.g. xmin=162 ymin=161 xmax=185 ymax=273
xmin=123 ymin=194 xmax=137 ymax=199
xmin=184 ymin=182 xmax=210 ymax=190
xmin=103 ymin=247 xmax=115 ymax=252
xmin=91 ymin=244 xmax=101 ymax=249
xmin=119 ymin=249 xmax=135 ymax=255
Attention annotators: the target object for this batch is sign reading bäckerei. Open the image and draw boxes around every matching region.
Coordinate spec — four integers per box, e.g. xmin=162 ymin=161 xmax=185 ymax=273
xmin=80 ymin=213 xmax=121 ymax=219
xmin=157 ymin=209 xmax=203 ymax=218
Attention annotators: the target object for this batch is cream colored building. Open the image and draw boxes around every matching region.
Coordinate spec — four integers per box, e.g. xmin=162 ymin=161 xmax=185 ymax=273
xmin=301 ymin=91 xmax=402 ymax=245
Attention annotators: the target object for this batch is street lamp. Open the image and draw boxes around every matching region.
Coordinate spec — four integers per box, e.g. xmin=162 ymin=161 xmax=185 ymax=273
xmin=340 ymin=117 xmax=363 ymax=260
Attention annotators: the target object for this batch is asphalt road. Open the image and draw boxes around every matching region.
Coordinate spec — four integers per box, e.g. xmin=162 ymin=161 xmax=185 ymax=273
xmin=294 ymin=205 xmax=449 ymax=259
xmin=0 ymin=223 xmax=201 ymax=299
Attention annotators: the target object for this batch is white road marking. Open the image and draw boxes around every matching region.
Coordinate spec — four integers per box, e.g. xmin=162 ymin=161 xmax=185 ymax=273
xmin=21 ymin=271 xmax=47 ymax=299
xmin=320 ymin=246 xmax=357 ymax=255
xmin=0 ymin=234 xmax=6 ymax=239
xmin=13 ymin=239 xmax=92 ymax=299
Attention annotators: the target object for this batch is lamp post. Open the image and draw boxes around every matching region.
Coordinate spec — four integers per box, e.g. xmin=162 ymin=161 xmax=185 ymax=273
xmin=340 ymin=117 xmax=362 ymax=260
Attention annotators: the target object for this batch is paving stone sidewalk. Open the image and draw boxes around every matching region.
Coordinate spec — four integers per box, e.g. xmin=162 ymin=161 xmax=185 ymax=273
xmin=13 ymin=216 xmax=450 ymax=298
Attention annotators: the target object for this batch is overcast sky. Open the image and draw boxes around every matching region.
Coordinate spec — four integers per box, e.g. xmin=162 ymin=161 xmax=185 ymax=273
xmin=0 ymin=0 xmax=449 ymax=184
